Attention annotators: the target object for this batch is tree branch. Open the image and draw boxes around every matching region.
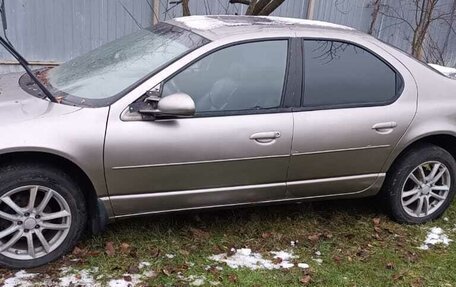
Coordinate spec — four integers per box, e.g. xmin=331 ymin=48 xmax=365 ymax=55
xmin=229 ymin=0 xmax=251 ymax=5
xmin=257 ymin=0 xmax=285 ymax=15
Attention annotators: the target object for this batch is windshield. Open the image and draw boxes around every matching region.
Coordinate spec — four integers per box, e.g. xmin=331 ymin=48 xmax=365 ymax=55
xmin=45 ymin=22 xmax=208 ymax=105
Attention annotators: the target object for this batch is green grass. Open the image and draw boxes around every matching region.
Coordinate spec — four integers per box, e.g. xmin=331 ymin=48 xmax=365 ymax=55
xmin=2 ymin=197 xmax=456 ymax=286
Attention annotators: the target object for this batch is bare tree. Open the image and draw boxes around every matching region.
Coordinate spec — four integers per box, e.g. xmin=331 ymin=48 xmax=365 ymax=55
xmin=378 ymin=0 xmax=456 ymax=61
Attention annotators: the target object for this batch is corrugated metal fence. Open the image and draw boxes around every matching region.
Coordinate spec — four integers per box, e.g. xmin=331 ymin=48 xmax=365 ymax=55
xmin=0 ymin=0 xmax=454 ymax=74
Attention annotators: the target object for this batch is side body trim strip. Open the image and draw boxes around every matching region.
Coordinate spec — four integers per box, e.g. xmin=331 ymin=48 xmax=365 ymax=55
xmin=101 ymin=173 xmax=385 ymax=219
xmin=291 ymin=145 xmax=390 ymax=156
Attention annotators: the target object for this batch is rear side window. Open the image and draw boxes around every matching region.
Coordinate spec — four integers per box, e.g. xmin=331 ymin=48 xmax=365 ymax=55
xmin=302 ymin=40 xmax=398 ymax=108
xmin=162 ymin=40 xmax=288 ymax=114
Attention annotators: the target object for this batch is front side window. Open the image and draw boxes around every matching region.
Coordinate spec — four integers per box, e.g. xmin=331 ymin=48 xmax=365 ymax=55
xmin=162 ymin=40 xmax=289 ymax=114
xmin=303 ymin=40 xmax=398 ymax=107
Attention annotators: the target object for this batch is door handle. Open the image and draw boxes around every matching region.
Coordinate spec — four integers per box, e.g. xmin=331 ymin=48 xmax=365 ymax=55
xmin=372 ymin=122 xmax=397 ymax=134
xmin=250 ymin=131 xmax=281 ymax=143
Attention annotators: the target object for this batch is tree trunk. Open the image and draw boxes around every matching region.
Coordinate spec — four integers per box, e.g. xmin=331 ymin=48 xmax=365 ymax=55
xmin=230 ymin=0 xmax=285 ymax=16
xmin=257 ymin=0 xmax=286 ymax=15
xmin=245 ymin=0 xmax=258 ymax=15
xmin=411 ymin=0 xmax=437 ymax=60
xmin=182 ymin=0 xmax=191 ymax=16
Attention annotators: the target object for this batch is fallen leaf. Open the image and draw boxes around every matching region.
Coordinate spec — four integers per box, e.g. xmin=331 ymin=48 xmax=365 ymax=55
xmin=272 ymin=257 xmax=283 ymax=264
xmin=308 ymin=233 xmax=321 ymax=242
xmin=189 ymin=227 xmax=210 ymax=240
xmin=261 ymin=232 xmax=273 ymax=239
xmin=72 ymin=247 xmax=83 ymax=256
xmin=373 ymin=217 xmax=381 ymax=226
xmin=150 ymin=248 xmax=161 ymax=258
xmin=206 ymin=265 xmax=220 ymax=275
xmin=227 ymin=247 xmax=236 ymax=257
xmin=411 ymin=277 xmax=425 ymax=287
xmin=162 ymin=269 xmax=171 ymax=276
xmin=228 ymin=273 xmax=238 ymax=283
xmin=386 ymin=262 xmax=395 ymax=270
xmin=324 ymin=233 xmax=334 ymax=239
xmin=105 ymin=242 xmax=115 ymax=257
xmin=300 ymin=275 xmax=312 ymax=285
xmin=333 ymin=255 xmax=342 ymax=263
xmin=179 ymin=249 xmax=190 ymax=256
xmin=128 ymin=265 xmax=140 ymax=274
xmin=123 ymin=275 xmax=132 ymax=282
xmin=120 ymin=243 xmax=131 ymax=254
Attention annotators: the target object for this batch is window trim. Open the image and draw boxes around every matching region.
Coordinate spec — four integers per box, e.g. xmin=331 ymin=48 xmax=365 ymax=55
xmin=156 ymin=38 xmax=297 ymax=118
xmin=295 ymin=38 xmax=405 ymax=112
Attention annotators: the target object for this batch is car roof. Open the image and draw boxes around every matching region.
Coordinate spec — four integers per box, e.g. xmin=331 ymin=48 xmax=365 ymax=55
xmin=166 ymin=15 xmax=360 ymax=41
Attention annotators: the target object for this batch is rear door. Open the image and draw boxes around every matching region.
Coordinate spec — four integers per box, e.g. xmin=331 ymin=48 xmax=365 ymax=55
xmin=287 ymin=39 xmax=417 ymax=198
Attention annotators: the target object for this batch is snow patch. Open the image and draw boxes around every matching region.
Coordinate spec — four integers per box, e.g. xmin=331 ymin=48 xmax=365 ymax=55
xmin=60 ymin=268 xmax=97 ymax=287
xmin=3 ymin=270 xmax=37 ymax=287
xmin=428 ymin=63 xmax=456 ymax=78
xmin=313 ymin=258 xmax=323 ymax=264
xmin=174 ymin=15 xmax=354 ymax=31
xmin=188 ymin=275 xmax=206 ymax=286
xmin=267 ymin=16 xmax=354 ymax=30
xmin=108 ymin=274 xmax=142 ymax=287
xmin=209 ymin=248 xmax=308 ymax=270
xmin=419 ymin=227 xmax=453 ymax=250
xmin=138 ymin=261 xmax=151 ymax=269
xmin=175 ymin=16 xmax=247 ymax=30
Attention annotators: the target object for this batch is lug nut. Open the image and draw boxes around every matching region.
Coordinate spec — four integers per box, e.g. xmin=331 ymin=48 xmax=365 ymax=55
xmin=24 ymin=229 xmax=29 ymax=233
xmin=24 ymin=212 xmax=30 ymax=217
xmin=35 ymin=225 xmax=40 ymax=229
xmin=17 ymin=221 xmax=23 ymax=225
xmin=35 ymin=215 xmax=40 ymax=219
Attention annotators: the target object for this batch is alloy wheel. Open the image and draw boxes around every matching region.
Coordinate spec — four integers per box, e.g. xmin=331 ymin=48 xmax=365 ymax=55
xmin=401 ymin=161 xmax=451 ymax=218
xmin=0 ymin=186 xmax=71 ymax=260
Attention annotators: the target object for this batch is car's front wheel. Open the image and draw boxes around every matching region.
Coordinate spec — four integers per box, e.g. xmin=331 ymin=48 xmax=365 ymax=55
xmin=384 ymin=144 xmax=456 ymax=224
xmin=0 ymin=163 xmax=87 ymax=269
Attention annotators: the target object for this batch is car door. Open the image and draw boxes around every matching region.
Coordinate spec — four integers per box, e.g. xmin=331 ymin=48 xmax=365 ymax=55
xmin=287 ymin=39 xmax=417 ymax=198
xmin=104 ymin=39 xmax=298 ymax=216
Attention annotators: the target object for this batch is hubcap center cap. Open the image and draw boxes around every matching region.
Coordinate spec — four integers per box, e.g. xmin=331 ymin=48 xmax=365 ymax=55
xmin=23 ymin=218 xmax=37 ymax=230
xmin=421 ymin=185 xmax=431 ymax=195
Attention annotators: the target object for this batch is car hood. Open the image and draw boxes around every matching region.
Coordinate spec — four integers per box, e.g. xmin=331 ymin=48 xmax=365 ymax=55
xmin=0 ymin=72 xmax=81 ymax=124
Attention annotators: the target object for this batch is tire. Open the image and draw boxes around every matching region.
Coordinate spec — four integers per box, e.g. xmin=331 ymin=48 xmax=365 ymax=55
xmin=383 ymin=144 xmax=456 ymax=224
xmin=0 ymin=162 xmax=87 ymax=269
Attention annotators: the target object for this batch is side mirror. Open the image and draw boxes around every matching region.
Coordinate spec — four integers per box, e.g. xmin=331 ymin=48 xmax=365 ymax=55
xmin=157 ymin=93 xmax=196 ymax=117
xmin=139 ymin=93 xmax=195 ymax=118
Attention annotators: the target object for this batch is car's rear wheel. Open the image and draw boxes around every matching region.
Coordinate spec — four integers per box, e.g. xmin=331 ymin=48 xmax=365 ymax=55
xmin=0 ymin=163 xmax=87 ymax=269
xmin=384 ymin=144 xmax=456 ymax=224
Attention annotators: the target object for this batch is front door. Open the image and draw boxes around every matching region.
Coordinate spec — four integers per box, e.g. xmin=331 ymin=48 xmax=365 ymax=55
xmin=105 ymin=39 xmax=295 ymax=216
xmin=287 ymin=39 xmax=417 ymax=198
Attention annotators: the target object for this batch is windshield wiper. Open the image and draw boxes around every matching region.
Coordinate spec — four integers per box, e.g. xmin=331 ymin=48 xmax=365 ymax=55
xmin=0 ymin=36 xmax=57 ymax=103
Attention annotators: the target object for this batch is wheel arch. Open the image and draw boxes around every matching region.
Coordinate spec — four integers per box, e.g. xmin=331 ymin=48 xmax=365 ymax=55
xmin=386 ymin=133 xmax=456 ymax=173
xmin=0 ymin=151 xmax=109 ymax=234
